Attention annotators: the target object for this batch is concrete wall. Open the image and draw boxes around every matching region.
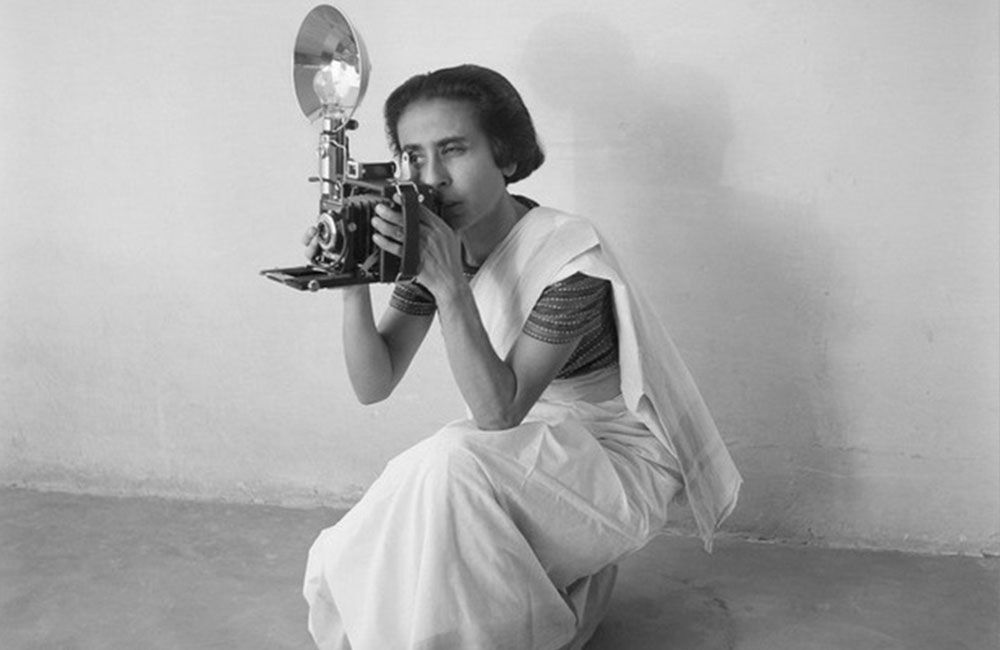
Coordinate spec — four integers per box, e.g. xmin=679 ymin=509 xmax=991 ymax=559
xmin=2 ymin=0 xmax=997 ymax=555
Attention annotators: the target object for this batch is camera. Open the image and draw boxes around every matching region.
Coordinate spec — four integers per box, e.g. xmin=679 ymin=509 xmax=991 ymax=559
xmin=306 ymin=150 xmax=439 ymax=289
xmin=261 ymin=117 xmax=439 ymax=291
xmin=261 ymin=5 xmax=437 ymax=292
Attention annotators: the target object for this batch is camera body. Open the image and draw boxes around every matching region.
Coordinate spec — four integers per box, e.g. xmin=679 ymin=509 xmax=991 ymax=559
xmin=262 ymin=118 xmax=438 ymax=292
xmin=310 ymin=162 xmax=438 ymax=287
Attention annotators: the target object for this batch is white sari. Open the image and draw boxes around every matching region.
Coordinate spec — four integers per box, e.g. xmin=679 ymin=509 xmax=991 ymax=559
xmin=303 ymin=208 xmax=741 ymax=650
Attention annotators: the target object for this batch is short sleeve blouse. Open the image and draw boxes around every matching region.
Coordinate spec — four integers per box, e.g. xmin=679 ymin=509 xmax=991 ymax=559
xmin=389 ymin=272 xmax=618 ymax=379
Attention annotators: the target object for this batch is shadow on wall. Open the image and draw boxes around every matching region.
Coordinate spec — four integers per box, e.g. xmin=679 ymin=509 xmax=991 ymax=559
xmin=521 ymin=13 xmax=850 ymax=542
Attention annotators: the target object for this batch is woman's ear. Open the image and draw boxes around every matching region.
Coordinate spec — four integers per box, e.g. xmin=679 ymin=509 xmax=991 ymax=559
xmin=502 ymin=162 xmax=518 ymax=179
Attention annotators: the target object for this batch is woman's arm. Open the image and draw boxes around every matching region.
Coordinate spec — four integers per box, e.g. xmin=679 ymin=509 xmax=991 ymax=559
xmin=304 ymin=226 xmax=433 ymax=404
xmin=340 ymin=285 xmax=434 ymax=404
xmin=372 ymin=204 xmax=580 ymax=430
xmin=434 ymin=282 xmax=581 ymax=429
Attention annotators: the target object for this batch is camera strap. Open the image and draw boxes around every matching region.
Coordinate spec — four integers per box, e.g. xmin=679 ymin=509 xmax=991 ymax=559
xmin=395 ymin=183 xmax=423 ymax=281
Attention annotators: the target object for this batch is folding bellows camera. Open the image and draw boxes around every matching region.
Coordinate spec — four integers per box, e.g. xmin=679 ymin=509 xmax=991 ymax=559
xmin=261 ymin=5 xmax=438 ymax=291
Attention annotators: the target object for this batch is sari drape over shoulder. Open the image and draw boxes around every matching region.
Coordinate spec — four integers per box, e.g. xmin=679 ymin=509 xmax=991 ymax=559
xmin=472 ymin=207 xmax=741 ymax=550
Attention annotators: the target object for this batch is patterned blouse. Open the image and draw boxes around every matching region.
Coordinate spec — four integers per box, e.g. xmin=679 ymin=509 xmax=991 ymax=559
xmin=389 ymin=270 xmax=619 ymax=380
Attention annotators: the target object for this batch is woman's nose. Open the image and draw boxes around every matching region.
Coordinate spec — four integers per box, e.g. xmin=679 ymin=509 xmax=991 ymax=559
xmin=422 ymin=156 xmax=451 ymax=188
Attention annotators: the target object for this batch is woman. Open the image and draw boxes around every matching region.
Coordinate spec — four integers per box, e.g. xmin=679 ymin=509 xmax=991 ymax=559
xmin=303 ymin=64 xmax=741 ymax=650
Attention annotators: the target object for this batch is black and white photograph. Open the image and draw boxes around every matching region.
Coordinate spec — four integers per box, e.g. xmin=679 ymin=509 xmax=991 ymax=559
xmin=1 ymin=1 xmax=997 ymax=649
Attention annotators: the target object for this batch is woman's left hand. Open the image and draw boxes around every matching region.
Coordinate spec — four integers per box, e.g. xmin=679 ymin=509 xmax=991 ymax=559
xmin=372 ymin=198 xmax=465 ymax=299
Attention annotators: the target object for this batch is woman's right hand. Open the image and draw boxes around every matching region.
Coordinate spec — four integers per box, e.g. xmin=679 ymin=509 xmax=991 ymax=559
xmin=302 ymin=225 xmax=320 ymax=264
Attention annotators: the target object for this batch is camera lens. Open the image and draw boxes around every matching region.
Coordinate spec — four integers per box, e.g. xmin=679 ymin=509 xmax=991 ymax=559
xmin=314 ymin=211 xmax=347 ymax=271
xmin=316 ymin=213 xmax=340 ymax=251
xmin=316 ymin=218 xmax=333 ymax=247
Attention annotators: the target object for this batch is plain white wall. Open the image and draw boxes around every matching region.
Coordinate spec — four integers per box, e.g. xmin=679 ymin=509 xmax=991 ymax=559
xmin=1 ymin=0 xmax=997 ymax=554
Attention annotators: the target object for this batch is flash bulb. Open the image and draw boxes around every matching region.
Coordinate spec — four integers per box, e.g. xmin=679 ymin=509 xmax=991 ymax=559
xmin=313 ymin=61 xmax=362 ymax=114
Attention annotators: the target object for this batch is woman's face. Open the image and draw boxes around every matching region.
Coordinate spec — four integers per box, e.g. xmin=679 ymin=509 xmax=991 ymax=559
xmin=395 ymin=98 xmax=514 ymax=235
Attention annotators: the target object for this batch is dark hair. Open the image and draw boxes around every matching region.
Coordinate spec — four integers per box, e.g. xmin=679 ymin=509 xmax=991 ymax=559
xmin=384 ymin=64 xmax=545 ymax=184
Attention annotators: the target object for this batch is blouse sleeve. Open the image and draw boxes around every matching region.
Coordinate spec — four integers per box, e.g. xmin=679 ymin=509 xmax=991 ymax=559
xmin=522 ymin=273 xmax=611 ymax=344
xmin=388 ymin=281 xmax=437 ymax=317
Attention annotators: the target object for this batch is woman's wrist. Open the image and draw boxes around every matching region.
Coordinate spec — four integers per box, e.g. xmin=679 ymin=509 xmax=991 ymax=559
xmin=431 ymin=276 xmax=473 ymax=314
xmin=342 ymin=283 xmax=371 ymax=302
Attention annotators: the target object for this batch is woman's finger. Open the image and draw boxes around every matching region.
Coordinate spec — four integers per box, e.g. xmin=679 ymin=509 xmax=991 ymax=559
xmin=374 ymin=202 xmax=404 ymax=227
xmin=302 ymin=226 xmax=319 ymax=262
xmin=419 ymin=205 xmax=448 ymax=230
xmin=371 ymin=214 xmax=406 ymax=243
xmin=372 ymin=232 xmax=402 ymax=257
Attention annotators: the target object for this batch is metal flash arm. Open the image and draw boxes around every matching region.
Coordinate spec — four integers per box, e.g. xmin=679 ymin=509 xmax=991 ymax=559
xmin=318 ymin=116 xmax=348 ymax=206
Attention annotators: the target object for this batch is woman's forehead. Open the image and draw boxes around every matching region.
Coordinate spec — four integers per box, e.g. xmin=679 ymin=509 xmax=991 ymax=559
xmin=397 ymin=98 xmax=483 ymax=146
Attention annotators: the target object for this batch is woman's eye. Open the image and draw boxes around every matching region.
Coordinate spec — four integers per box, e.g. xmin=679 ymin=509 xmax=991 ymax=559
xmin=442 ymin=145 xmax=465 ymax=156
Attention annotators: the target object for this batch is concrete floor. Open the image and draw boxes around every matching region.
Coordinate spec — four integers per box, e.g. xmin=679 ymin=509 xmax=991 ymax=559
xmin=1 ymin=488 xmax=997 ymax=650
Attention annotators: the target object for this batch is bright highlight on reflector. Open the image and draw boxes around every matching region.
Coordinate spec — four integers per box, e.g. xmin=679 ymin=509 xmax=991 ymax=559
xmin=313 ymin=60 xmax=362 ymax=116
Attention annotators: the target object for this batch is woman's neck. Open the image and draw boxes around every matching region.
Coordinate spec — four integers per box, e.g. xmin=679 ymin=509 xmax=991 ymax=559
xmin=460 ymin=194 xmax=530 ymax=266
